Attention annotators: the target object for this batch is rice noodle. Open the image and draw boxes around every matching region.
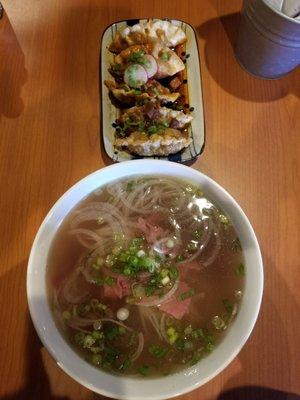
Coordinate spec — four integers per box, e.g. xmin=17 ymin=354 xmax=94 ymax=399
xmin=202 ymin=232 xmax=222 ymax=267
xmin=72 ymin=202 xmax=128 ymax=228
xmin=70 ymin=201 xmax=130 ymax=250
xmin=176 ymin=219 xmax=214 ymax=266
xmin=80 ymin=248 xmax=120 ymax=280
xmin=125 ymin=183 xmax=159 ymax=215
xmin=61 ymin=268 xmax=89 ymax=304
xmin=131 ymin=332 xmax=144 ymax=361
xmin=106 ymin=178 xmax=188 ymax=218
xmin=138 ymin=307 xmax=147 ymax=332
xmin=139 ymin=307 xmax=163 ymax=340
xmin=136 ymin=279 xmax=179 ymax=307
xmin=67 ymin=323 xmax=90 ymax=334
xmin=226 ymin=303 xmax=238 ymax=326
xmin=79 ymin=263 xmax=97 ymax=284
xmin=53 ymin=289 xmax=66 ymax=328
xmin=70 ymin=210 xmax=104 ymax=229
xmin=159 ymin=313 xmax=169 ymax=343
xmin=68 ymin=316 xmax=101 ymax=327
xmin=53 ymin=287 xmax=61 ymax=309
xmin=100 ymin=318 xmax=134 ymax=332
xmin=177 ymin=245 xmax=203 ymax=266
xmin=69 ymin=228 xmax=102 ymax=249
xmin=120 ymin=188 xmax=157 ymax=216
xmin=198 ymin=218 xmax=214 ymax=250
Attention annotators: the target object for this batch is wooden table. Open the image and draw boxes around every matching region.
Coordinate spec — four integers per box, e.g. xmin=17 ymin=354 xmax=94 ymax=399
xmin=0 ymin=0 xmax=299 ymax=399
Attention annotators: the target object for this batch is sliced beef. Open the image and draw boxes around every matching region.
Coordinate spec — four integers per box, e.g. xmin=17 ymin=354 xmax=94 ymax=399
xmin=169 ymin=76 xmax=182 ymax=90
xmin=170 ymin=118 xmax=181 ymax=130
xmin=158 ymin=281 xmax=192 ymax=319
xmin=144 ymin=102 xmax=161 ymax=121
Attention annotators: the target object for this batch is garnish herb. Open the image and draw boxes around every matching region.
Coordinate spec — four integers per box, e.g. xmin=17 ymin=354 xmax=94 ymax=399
xmin=62 ymin=310 xmax=71 ymax=321
xmin=138 ymin=365 xmax=149 ymax=376
xmin=104 ymin=345 xmax=120 ymax=364
xmin=147 ymin=125 xmax=157 ymax=134
xmin=219 ymin=213 xmax=230 ymax=227
xmin=187 ymin=241 xmax=198 ymax=251
xmin=159 ymin=51 xmax=171 ymax=61
xmin=178 ymin=288 xmax=195 ymax=301
xmin=222 ymin=299 xmax=234 ymax=314
xmin=106 ymin=325 xmax=125 ymax=340
xmin=128 ymin=332 xmax=138 ymax=347
xmin=231 ymin=237 xmax=242 ymax=252
xmin=175 ymin=338 xmax=185 ymax=351
xmin=167 ymin=327 xmax=179 ymax=345
xmin=169 ymin=266 xmax=179 ymax=279
xmin=118 ymin=357 xmax=131 ymax=371
xmin=211 ymin=315 xmax=226 ymax=331
xmin=149 ymin=344 xmax=168 ymax=358
xmin=129 ymin=50 xmax=145 ymax=63
xmin=96 ymin=276 xmax=116 ymax=286
xmin=91 ymin=354 xmax=102 ymax=366
xmin=193 ymin=228 xmax=203 ymax=239
xmin=126 ymin=180 xmax=136 ymax=192
xmin=235 ymin=263 xmax=245 ymax=276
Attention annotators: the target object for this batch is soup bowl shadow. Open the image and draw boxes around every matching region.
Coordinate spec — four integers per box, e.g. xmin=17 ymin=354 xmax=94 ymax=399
xmin=27 ymin=160 xmax=263 ymax=400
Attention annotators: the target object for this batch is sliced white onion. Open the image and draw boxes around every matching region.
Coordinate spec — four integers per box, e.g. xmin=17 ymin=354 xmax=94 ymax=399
xmin=136 ymin=279 xmax=179 ymax=307
xmin=202 ymin=233 xmax=222 ymax=267
xmin=100 ymin=318 xmax=134 ymax=332
xmin=62 ymin=268 xmax=89 ymax=303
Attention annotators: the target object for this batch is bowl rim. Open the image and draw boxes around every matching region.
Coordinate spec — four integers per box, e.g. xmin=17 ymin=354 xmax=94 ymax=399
xmin=27 ymin=159 xmax=264 ymax=400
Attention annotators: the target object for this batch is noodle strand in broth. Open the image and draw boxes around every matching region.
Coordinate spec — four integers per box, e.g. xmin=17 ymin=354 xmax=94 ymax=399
xmin=47 ymin=176 xmax=245 ymax=377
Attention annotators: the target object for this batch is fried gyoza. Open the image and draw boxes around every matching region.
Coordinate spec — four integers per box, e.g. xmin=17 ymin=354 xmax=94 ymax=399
xmin=109 ymin=19 xmax=186 ymax=53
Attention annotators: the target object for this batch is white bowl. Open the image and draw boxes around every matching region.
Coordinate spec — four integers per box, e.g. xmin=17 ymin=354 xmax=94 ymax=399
xmin=27 ymin=160 xmax=263 ymax=400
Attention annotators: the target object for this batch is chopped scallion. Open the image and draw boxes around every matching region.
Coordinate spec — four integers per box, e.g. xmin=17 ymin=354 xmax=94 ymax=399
xmin=178 ymin=288 xmax=195 ymax=301
xmin=211 ymin=315 xmax=226 ymax=330
xmin=231 ymin=237 xmax=242 ymax=252
xmin=222 ymin=299 xmax=234 ymax=314
xmin=138 ymin=365 xmax=149 ymax=376
xmin=148 ymin=344 xmax=168 ymax=358
xmin=166 ymin=327 xmax=179 ymax=345
xmin=235 ymin=263 xmax=245 ymax=276
xmin=119 ymin=357 xmax=131 ymax=371
xmin=91 ymin=354 xmax=102 ymax=366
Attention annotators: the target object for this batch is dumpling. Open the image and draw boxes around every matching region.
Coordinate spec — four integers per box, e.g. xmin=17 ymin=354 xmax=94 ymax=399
xmin=114 ymin=102 xmax=193 ymax=156
xmin=114 ymin=43 xmax=184 ymax=79
xmin=151 ymin=42 xmax=185 ymax=78
xmin=109 ymin=19 xmax=186 ymax=53
xmin=115 ymin=128 xmax=192 ymax=156
xmin=105 ymin=79 xmax=180 ymax=106
xmin=118 ymin=104 xmax=193 ymax=129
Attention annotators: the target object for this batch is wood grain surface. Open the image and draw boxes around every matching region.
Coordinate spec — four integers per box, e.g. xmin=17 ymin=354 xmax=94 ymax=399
xmin=0 ymin=0 xmax=299 ymax=399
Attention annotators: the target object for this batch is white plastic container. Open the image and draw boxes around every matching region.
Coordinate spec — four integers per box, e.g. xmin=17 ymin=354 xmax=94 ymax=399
xmin=235 ymin=0 xmax=300 ymax=78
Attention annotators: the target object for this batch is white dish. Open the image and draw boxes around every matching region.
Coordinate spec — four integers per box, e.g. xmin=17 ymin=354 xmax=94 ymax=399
xmin=27 ymin=160 xmax=263 ymax=400
xmin=100 ymin=19 xmax=205 ymax=162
